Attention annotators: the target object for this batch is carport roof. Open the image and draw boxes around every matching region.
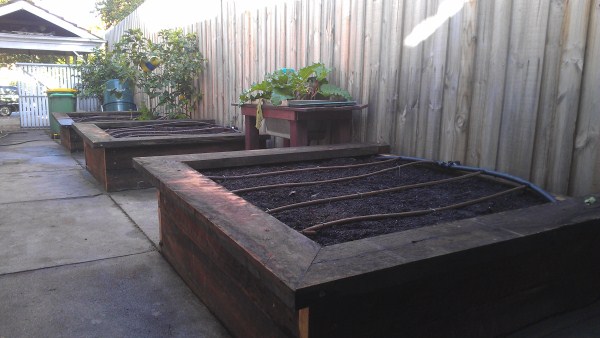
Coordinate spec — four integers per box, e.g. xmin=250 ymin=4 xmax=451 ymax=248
xmin=0 ymin=0 xmax=104 ymax=54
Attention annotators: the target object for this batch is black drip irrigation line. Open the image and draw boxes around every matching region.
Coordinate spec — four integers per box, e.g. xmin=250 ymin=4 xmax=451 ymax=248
xmin=267 ymin=171 xmax=483 ymax=214
xmin=104 ymin=120 xmax=210 ymax=133
xmin=301 ymin=185 xmax=527 ymax=235
xmin=105 ymin=120 xmax=185 ymax=130
xmin=205 ymin=157 xmax=402 ymax=180
xmin=377 ymin=155 xmax=556 ymax=203
xmin=231 ymin=160 xmax=434 ymax=194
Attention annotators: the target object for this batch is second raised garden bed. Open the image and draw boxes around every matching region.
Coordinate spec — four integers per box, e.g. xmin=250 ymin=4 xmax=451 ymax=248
xmin=53 ymin=111 xmax=141 ymax=152
xmin=133 ymin=144 xmax=600 ymax=338
xmin=74 ymin=120 xmax=244 ymax=191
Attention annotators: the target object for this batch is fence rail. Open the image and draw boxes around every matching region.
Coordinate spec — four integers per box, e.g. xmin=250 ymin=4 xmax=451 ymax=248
xmin=106 ymin=0 xmax=600 ymax=197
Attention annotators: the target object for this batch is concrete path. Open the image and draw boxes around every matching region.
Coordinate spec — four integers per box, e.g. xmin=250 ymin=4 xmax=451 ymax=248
xmin=0 ymin=129 xmax=230 ymax=337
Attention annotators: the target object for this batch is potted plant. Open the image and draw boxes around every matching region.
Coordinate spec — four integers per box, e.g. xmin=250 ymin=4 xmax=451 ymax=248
xmin=238 ymin=63 xmax=353 ymax=129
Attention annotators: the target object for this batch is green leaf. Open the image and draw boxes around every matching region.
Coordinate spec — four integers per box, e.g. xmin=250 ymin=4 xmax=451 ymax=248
xmin=271 ymin=87 xmax=295 ymax=106
xmin=319 ymin=83 xmax=352 ymax=100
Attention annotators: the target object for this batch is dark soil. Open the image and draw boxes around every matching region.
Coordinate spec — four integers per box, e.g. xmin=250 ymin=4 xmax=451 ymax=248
xmin=201 ymin=156 xmax=549 ymax=246
xmin=105 ymin=122 xmax=239 ymax=138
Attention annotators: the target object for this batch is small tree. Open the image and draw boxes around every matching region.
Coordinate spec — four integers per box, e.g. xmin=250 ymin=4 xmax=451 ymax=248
xmin=77 ymin=28 xmax=206 ymax=118
xmin=76 ymin=47 xmax=135 ymax=103
xmin=94 ymin=0 xmax=145 ymax=29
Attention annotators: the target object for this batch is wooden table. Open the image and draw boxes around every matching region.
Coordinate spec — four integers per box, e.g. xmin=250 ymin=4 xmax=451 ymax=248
xmin=240 ymin=103 xmax=367 ymax=149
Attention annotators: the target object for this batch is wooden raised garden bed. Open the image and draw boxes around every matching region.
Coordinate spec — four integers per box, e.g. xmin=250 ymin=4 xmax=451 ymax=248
xmin=73 ymin=120 xmax=244 ymax=192
xmin=53 ymin=111 xmax=141 ymax=152
xmin=133 ymin=144 xmax=600 ymax=338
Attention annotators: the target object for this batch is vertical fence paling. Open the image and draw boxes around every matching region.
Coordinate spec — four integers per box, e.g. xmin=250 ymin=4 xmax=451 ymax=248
xmin=16 ymin=63 xmax=100 ymax=128
xmin=106 ymin=0 xmax=600 ymax=197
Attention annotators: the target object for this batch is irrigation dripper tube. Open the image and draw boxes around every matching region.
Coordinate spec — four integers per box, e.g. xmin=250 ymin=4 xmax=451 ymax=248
xmin=376 ymin=155 xmax=557 ymax=203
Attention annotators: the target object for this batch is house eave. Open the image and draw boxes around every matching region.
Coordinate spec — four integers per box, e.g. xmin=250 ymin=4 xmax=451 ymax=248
xmin=0 ymin=32 xmax=104 ymax=53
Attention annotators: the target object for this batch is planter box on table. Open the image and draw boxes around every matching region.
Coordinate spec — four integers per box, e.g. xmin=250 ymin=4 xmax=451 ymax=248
xmin=133 ymin=144 xmax=600 ymax=338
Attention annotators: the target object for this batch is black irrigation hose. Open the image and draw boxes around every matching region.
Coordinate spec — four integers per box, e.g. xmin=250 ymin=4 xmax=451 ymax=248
xmin=205 ymin=158 xmax=401 ymax=180
xmin=0 ymin=139 xmax=49 ymax=146
xmin=231 ymin=160 xmax=434 ymax=194
xmin=377 ymin=155 xmax=556 ymax=203
xmin=267 ymin=171 xmax=483 ymax=214
xmin=301 ymin=185 xmax=527 ymax=235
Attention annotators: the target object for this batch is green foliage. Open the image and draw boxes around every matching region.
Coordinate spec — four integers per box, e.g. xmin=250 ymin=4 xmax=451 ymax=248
xmin=77 ymin=28 xmax=206 ymax=118
xmin=0 ymin=53 xmax=70 ymax=69
xmin=94 ymin=0 xmax=145 ymax=29
xmin=75 ymin=47 xmax=135 ymax=102
xmin=239 ymin=63 xmax=352 ymax=105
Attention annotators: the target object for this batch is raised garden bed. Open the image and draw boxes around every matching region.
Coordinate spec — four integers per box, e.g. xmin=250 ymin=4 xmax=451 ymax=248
xmin=74 ymin=120 xmax=244 ymax=191
xmin=133 ymin=144 xmax=600 ymax=338
xmin=53 ymin=111 xmax=141 ymax=152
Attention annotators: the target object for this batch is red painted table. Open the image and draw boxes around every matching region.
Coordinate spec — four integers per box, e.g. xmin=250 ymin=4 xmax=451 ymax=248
xmin=240 ymin=103 xmax=368 ymax=150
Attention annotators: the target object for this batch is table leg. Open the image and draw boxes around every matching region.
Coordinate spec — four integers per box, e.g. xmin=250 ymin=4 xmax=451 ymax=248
xmin=289 ymin=120 xmax=309 ymax=147
xmin=244 ymin=115 xmax=260 ymax=150
xmin=331 ymin=118 xmax=352 ymax=143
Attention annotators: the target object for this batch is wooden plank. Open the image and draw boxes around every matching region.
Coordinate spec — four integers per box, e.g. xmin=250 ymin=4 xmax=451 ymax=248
xmin=83 ymin=142 xmax=108 ymax=191
xmin=350 ymin=0 xmax=367 ymax=142
xmin=277 ymin=3 xmax=287 ymax=68
xmin=224 ymin=1 xmax=238 ymax=127
xmin=215 ymin=14 xmax=225 ymax=125
xmin=286 ymin=1 xmax=299 ymax=69
xmin=298 ymin=0 xmax=309 ymax=66
xmin=256 ymin=7 xmax=267 ymax=79
xmin=232 ymin=2 xmax=244 ymax=128
xmin=363 ymin=0 xmax=383 ymax=144
xmin=136 ymin=143 xmax=390 ymax=171
xmin=538 ymin=0 xmax=591 ymax=194
xmin=529 ymin=0 xmax=566 ymax=190
xmin=298 ymin=307 xmax=309 ymax=338
xmin=569 ymin=2 xmax=600 ymax=195
xmin=103 ymin=140 xmax=245 ymax=170
xmin=496 ymin=0 xmax=551 ymax=179
xmin=310 ymin=0 xmax=322 ymax=63
xmin=417 ymin=0 xmax=448 ymax=159
xmin=440 ymin=0 xmax=476 ymax=163
xmin=466 ymin=1 xmax=512 ymax=169
xmin=394 ymin=0 xmax=427 ymax=155
xmin=333 ymin=0 xmax=349 ymax=88
xmin=320 ymin=0 xmax=334 ymax=68
xmin=375 ymin=0 xmax=403 ymax=147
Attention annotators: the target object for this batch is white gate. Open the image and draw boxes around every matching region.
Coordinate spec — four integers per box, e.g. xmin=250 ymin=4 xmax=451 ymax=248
xmin=16 ymin=63 xmax=100 ymax=128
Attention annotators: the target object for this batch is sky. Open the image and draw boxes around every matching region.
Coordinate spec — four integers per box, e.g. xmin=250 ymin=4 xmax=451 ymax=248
xmin=34 ymin=0 xmax=103 ymax=32
xmin=31 ymin=0 xmax=293 ymax=34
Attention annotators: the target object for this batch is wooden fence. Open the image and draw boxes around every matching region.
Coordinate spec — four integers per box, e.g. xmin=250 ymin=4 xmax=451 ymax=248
xmin=106 ymin=0 xmax=600 ymax=197
xmin=16 ymin=63 xmax=100 ymax=128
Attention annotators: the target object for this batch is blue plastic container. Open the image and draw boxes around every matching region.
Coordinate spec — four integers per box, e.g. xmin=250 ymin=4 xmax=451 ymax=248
xmin=103 ymin=79 xmax=136 ymax=111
